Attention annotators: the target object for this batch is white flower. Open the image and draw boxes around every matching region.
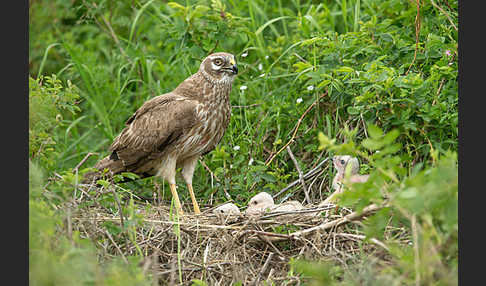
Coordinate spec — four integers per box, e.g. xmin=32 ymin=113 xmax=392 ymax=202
xmin=239 ymin=85 xmax=247 ymax=91
xmin=233 ymin=145 xmax=240 ymax=151
xmin=307 ymin=85 xmax=314 ymax=91
xmin=258 ymin=63 xmax=263 ymax=70
xmin=259 ymin=73 xmax=265 ymax=78
xmin=230 ymin=164 xmax=233 ymax=169
xmin=248 ymin=158 xmax=254 ymax=165
xmin=296 ymin=98 xmax=303 ymax=104
xmin=241 ymin=52 xmax=248 ymax=58
xmin=265 ymin=55 xmax=269 ymax=59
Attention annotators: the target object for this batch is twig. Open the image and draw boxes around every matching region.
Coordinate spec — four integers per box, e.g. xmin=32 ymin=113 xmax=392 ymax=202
xmin=208 ymin=40 xmax=219 ymax=55
xmin=268 ymin=204 xmax=383 ymax=242
xmin=335 ymin=233 xmax=389 ymax=251
xmin=432 ymin=77 xmax=446 ymax=105
xmin=286 ymin=146 xmax=311 ymax=204
xmin=265 ymin=91 xmax=328 ymax=166
xmin=100 ymin=11 xmax=129 ymax=59
xmin=73 ymin=216 xmax=244 ymax=230
xmin=200 ymin=160 xmax=232 ymax=200
xmin=259 ymin=205 xmax=335 ymax=219
xmin=273 ymin=158 xmax=329 ymax=200
xmin=108 ymin=184 xmax=130 ymax=252
xmin=412 ymin=214 xmax=421 ymax=286
xmin=254 ymin=252 xmax=274 ymax=286
xmin=256 ymin=235 xmax=285 ymax=258
xmin=105 ymin=229 xmax=129 ymax=264
xmin=200 ymin=160 xmax=221 ymax=183
xmin=245 ymin=230 xmax=293 ymax=239
xmin=405 ymin=0 xmax=421 ymax=75
xmin=430 ymin=0 xmax=457 ymax=31
xmin=66 ymin=203 xmax=73 ymax=244
xmin=73 ymin=152 xmax=98 ymax=173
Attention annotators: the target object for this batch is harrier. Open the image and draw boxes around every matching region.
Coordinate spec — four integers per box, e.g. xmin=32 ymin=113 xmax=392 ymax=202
xmin=84 ymin=52 xmax=238 ymax=215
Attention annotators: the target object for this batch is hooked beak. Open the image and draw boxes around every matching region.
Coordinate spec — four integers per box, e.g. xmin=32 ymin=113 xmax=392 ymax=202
xmin=230 ymin=64 xmax=238 ymax=75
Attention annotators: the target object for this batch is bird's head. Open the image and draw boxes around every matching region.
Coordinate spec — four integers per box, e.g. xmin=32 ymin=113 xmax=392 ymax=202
xmin=200 ymin=52 xmax=238 ymax=83
xmin=333 ymin=155 xmax=360 ymax=175
xmin=245 ymin=192 xmax=274 ymax=215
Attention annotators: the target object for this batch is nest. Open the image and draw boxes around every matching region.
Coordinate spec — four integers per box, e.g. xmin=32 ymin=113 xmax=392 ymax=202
xmin=69 ymin=186 xmax=403 ymax=285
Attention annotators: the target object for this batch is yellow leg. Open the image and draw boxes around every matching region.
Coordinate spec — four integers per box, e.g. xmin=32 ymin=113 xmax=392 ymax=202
xmin=169 ymin=183 xmax=184 ymax=215
xmin=187 ymin=184 xmax=201 ymax=214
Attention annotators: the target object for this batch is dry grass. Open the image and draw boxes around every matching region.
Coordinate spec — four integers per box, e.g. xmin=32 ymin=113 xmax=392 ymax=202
xmin=68 ymin=183 xmax=409 ymax=285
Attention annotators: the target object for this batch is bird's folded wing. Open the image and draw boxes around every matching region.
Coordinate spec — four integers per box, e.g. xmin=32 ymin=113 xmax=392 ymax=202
xmin=108 ymin=94 xmax=199 ymax=166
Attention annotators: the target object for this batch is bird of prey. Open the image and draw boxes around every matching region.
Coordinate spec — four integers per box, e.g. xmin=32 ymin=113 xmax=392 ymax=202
xmin=320 ymin=155 xmax=369 ymax=205
xmin=84 ymin=52 xmax=238 ymax=215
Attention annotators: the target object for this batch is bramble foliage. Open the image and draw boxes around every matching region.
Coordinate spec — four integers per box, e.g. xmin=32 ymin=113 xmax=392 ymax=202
xmin=313 ymin=127 xmax=458 ymax=285
xmin=29 ymin=161 xmax=152 ymax=286
xmin=30 ymin=0 xmax=457 ymax=284
xmin=29 ymin=75 xmax=81 ymax=170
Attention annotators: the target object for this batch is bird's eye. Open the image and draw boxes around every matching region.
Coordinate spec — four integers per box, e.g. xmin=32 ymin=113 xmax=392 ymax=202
xmin=214 ymin=59 xmax=223 ymax=66
xmin=253 ymin=201 xmax=258 ymax=205
xmin=340 ymin=160 xmax=346 ymax=164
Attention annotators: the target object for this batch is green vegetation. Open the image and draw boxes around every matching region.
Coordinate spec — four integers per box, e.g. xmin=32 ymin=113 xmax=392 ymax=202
xmin=30 ymin=0 xmax=457 ymax=284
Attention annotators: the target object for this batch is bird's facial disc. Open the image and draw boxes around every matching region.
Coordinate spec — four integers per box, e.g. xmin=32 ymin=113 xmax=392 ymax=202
xmin=210 ymin=55 xmax=238 ymax=75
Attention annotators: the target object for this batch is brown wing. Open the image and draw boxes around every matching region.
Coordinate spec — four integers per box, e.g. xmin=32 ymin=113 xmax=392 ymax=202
xmin=108 ymin=94 xmax=199 ymax=168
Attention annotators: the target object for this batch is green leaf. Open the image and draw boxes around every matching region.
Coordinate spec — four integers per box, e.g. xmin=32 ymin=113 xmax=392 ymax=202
xmin=293 ymin=61 xmax=312 ymax=73
xmin=335 ymin=66 xmax=354 ymax=73
xmin=367 ymin=124 xmax=383 ymax=139
xmin=96 ymin=179 xmax=110 ymax=188
xmin=191 ymin=279 xmax=209 ymax=286
xmin=382 ymin=129 xmax=400 ymax=145
xmin=261 ymin=172 xmax=276 ymax=183
xmin=121 ymin=172 xmax=140 ymax=180
xmin=347 ymin=106 xmax=361 ymax=115
xmin=318 ymin=132 xmax=335 ymax=150
xmin=361 ymin=138 xmax=383 ymax=151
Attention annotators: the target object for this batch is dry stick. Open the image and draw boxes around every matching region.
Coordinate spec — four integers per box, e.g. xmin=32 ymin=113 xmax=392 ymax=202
xmin=73 ymin=152 xmax=98 ymax=199
xmin=254 ymin=252 xmax=274 ymax=286
xmin=259 ymin=205 xmax=335 ymax=219
xmin=73 ymin=152 xmax=98 ymax=173
xmin=335 ymin=233 xmax=389 ymax=252
xmin=286 ymin=146 xmax=311 ymax=204
xmin=269 ymin=204 xmax=382 ymax=242
xmin=432 ymin=77 xmax=446 ymax=106
xmin=66 ymin=204 xmax=73 ymax=244
xmin=273 ymin=158 xmax=329 ymax=199
xmin=256 ymin=235 xmax=285 ymax=258
xmin=108 ymin=185 xmax=130 ymax=252
xmin=100 ymin=12 xmax=130 ymax=60
xmin=265 ymin=91 xmax=328 ymax=166
xmin=405 ymin=0 xmax=421 ymax=75
xmin=412 ymin=214 xmax=421 ymax=286
xmin=307 ymin=169 xmax=326 ymax=201
xmin=73 ymin=216 xmax=244 ymax=230
xmin=246 ymin=230 xmax=293 ymax=239
xmin=200 ymin=160 xmax=232 ymax=200
xmin=430 ymin=0 xmax=457 ymax=31
xmin=105 ymin=229 xmax=129 ymax=264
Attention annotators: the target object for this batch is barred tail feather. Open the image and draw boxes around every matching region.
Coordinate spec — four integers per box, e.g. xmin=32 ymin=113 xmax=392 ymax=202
xmin=82 ymin=155 xmax=126 ymax=184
